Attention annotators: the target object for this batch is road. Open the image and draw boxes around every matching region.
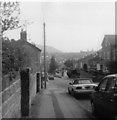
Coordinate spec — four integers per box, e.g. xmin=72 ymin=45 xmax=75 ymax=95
xmin=31 ymin=71 xmax=96 ymax=119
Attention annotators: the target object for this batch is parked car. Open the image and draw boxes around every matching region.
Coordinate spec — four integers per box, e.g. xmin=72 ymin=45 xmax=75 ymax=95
xmin=48 ymin=74 xmax=54 ymax=80
xmin=68 ymin=78 xmax=97 ymax=97
xmin=90 ymin=74 xmax=117 ymax=119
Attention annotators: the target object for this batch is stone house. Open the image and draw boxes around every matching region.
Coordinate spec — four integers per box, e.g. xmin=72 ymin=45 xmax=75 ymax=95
xmin=77 ymin=53 xmax=97 ymax=71
xmin=18 ymin=29 xmax=41 ymax=74
xmin=100 ymin=35 xmax=117 ymax=73
xmin=18 ymin=29 xmax=42 ymax=111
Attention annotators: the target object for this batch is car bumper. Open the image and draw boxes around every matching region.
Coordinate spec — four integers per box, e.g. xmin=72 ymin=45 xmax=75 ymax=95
xmin=74 ymin=89 xmax=95 ymax=94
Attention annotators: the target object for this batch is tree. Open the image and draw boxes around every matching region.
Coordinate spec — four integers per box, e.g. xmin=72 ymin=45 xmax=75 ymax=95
xmin=49 ymin=56 xmax=58 ymax=74
xmin=1 ymin=1 xmax=21 ymax=77
xmin=0 ymin=1 xmax=20 ymax=34
xmin=64 ymin=59 xmax=74 ymax=68
xmin=2 ymin=38 xmax=30 ymax=76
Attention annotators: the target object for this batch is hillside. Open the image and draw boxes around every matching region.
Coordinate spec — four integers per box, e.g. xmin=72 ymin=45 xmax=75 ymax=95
xmin=37 ymin=45 xmax=62 ymax=53
xmin=36 ymin=44 xmax=96 ymax=63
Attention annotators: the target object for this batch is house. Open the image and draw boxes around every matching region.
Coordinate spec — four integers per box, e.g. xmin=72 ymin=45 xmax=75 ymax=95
xmin=77 ymin=53 xmax=97 ymax=71
xmin=101 ymin=35 xmax=116 ymax=60
xmin=100 ymin=35 xmax=117 ymax=73
xmin=18 ymin=29 xmax=42 ymax=104
xmin=18 ymin=29 xmax=41 ymax=74
xmin=77 ymin=35 xmax=117 ymax=74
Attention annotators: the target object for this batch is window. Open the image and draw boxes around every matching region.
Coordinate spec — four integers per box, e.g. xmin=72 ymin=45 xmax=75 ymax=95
xmin=98 ymin=78 xmax=108 ymax=91
xmin=103 ymin=52 xmax=105 ymax=59
xmin=107 ymin=52 xmax=110 ymax=60
xmin=106 ymin=77 xmax=117 ymax=91
xmin=79 ymin=80 xmax=92 ymax=84
xmin=73 ymin=80 xmax=78 ymax=84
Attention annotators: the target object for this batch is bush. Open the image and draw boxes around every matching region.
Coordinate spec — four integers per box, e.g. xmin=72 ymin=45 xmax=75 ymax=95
xmin=2 ymin=38 xmax=29 ymax=77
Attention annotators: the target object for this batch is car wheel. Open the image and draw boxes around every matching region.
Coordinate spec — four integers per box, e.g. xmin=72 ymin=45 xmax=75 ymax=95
xmin=91 ymin=102 xmax=97 ymax=116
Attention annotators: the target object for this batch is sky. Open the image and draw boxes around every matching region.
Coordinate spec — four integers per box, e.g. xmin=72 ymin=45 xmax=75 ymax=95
xmin=4 ymin=0 xmax=115 ymax=52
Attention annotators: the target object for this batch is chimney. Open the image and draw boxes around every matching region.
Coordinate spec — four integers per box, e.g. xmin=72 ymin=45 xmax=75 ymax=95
xmin=20 ymin=29 xmax=27 ymax=41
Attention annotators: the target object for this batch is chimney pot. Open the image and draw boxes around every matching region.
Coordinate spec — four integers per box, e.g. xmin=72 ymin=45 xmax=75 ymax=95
xmin=20 ymin=29 xmax=27 ymax=41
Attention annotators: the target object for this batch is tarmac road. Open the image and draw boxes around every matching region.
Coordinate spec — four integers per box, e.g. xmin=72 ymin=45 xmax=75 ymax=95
xmin=31 ymin=76 xmax=96 ymax=119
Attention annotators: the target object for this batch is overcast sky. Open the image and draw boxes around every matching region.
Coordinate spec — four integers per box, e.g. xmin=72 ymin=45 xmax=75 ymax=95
xmin=5 ymin=1 xmax=115 ymax=52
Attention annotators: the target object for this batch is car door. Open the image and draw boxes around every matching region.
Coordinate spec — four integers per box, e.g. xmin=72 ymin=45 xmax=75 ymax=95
xmin=93 ymin=77 xmax=108 ymax=113
xmin=103 ymin=77 xmax=117 ymax=116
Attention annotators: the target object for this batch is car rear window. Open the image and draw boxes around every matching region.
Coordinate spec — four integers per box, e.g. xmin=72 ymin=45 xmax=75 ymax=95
xmin=78 ymin=80 xmax=92 ymax=84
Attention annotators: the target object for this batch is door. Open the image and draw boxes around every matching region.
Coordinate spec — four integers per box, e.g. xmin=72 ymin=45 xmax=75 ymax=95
xmin=93 ymin=77 xmax=108 ymax=114
xmin=103 ymin=77 xmax=117 ymax=116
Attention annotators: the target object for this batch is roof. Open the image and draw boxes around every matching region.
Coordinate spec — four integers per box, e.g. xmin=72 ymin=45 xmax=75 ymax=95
xmin=102 ymin=35 xmax=117 ymax=47
xmin=105 ymin=74 xmax=117 ymax=78
xmin=18 ymin=39 xmax=41 ymax=52
xmin=25 ymin=41 xmax=41 ymax=52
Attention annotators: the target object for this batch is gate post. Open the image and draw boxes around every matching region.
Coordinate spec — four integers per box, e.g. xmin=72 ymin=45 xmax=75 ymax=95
xmin=20 ymin=68 xmax=30 ymax=117
xmin=36 ymin=72 xmax=40 ymax=93
xmin=41 ymin=73 xmax=44 ymax=89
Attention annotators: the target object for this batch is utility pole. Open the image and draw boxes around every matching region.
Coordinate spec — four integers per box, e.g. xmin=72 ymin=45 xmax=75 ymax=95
xmin=43 ymin=22 xmax=46 ymax=88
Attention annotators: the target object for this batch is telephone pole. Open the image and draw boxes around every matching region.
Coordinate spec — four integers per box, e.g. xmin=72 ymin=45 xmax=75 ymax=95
xmin=43 ymin=22 xmax=46 ymax=88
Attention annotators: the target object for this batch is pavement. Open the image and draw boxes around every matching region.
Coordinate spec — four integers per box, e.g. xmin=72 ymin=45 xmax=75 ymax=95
xmin=30 ymin=81 xmax=58 ymax=118
xmin=30 ymin=76 xmax=71 ymax=118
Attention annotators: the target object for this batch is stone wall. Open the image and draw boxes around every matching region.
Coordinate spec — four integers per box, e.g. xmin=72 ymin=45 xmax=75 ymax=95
xmin=1 ymin=71 xmax=41 ymax=118
xmin=2 ymin=79 xmax=21 ymax=118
